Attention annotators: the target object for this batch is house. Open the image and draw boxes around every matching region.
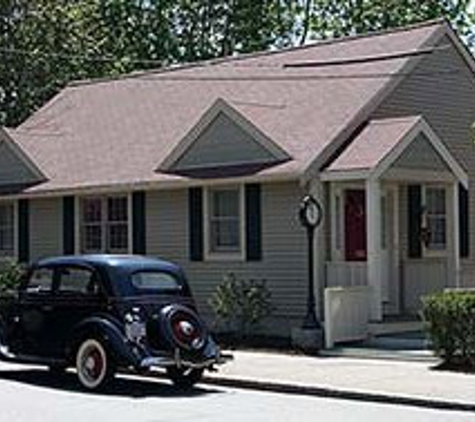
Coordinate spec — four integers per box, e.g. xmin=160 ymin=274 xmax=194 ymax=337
xmin=1 ymin=19 xmax=475 ymax=341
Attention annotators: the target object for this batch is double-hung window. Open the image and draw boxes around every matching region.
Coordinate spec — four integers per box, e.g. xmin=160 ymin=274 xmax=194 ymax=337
xmin=80 ymin=196 xmax=129 ymax=253
xmin=206 ymin=186 xmax=243 ymax=257
xmin=0 ymin=202 xmax=14 ymax=258
xmin=424 ymin=187 xmax=447 ymax=252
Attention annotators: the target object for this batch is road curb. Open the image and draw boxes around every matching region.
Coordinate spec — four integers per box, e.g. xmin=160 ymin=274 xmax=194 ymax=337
xmin=202 ymin=375 xmax=475 ymax=413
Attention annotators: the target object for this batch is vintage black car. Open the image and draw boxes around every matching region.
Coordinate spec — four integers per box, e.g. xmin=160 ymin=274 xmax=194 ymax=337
xmin=0 ymin=255 xmax=227 ymax=390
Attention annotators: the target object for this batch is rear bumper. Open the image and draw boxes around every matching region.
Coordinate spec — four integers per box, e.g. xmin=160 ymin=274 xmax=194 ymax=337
xmin=139 ymin=347 xmax=232 ymax=370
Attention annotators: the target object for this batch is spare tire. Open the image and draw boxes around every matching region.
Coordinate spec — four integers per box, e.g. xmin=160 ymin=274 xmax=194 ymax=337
xmin=160 ymin=304 xmax=207 ymax=352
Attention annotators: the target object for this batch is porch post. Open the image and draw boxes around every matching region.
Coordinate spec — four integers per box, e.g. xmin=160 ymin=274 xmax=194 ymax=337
xmin=366 ymin=178 xmax=383 ymax=321
xmin=451 ymin=181 xmax=461 ymax=288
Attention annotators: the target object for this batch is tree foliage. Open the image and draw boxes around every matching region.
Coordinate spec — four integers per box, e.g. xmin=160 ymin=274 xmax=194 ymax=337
xmin=0 ymin=0 xmax=473 ymax=127
xmin=307 ymin=0 xmax=474 ymax=43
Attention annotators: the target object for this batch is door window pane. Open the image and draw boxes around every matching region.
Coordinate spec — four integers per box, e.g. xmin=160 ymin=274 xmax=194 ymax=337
xmin=27 ymin=268 xmax=54 ymax=293
xmin=425 ymin=187 xmax=446 ymax=251
xmin=58 ymin=267 xmax=95 ymax=294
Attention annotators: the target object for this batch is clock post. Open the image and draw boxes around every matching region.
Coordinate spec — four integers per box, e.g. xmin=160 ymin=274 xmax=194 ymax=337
xmin=298 ymin=195 xmax=322 ymax=329
xmin=291 ymin=194 xmax=324 ymax=352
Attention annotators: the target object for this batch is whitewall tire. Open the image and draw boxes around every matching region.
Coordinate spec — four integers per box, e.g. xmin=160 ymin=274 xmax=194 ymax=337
xmin=76 ymin=338 xmax=113 ymax=390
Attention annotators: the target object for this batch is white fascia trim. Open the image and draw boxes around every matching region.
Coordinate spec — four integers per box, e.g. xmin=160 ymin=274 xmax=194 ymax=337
xmin=382 ymin=168 xmax=455 ymax=183
xmin=370 ymin=117 xmax=468 ymax=187
xmin=320 ymin=169 xmax=370 ymax=182
xmin=156 ymin=97 xmax=291 ymax=172
xmin=6 ymin=172 xmax=300 ymax=201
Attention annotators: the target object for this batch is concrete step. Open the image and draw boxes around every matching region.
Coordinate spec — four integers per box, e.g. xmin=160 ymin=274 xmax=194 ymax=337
xmin=321 ymin=346 xmax=439 ymax=363
xmin=367 ymin=334 xmax=429 ymax=351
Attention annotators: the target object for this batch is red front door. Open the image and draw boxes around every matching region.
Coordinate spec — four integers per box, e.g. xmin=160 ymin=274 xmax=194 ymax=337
xmin=344 ymin=189 xmax=367 ymax=261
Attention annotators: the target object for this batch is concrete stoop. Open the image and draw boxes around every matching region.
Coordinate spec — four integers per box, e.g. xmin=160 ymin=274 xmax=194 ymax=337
xmin=322 ymin=330 xmax=438 ymax=363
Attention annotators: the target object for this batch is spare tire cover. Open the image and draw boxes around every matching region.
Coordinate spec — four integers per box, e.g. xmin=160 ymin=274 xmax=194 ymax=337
xmin=160 ymin=304 xmax=207 ymax=352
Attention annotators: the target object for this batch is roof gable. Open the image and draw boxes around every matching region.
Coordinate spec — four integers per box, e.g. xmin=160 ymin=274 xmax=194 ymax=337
xmin=322 ymin=116 xmax=467 ymax=187
xmin=392 ymin=132 xmax=448 ymax=171
xmin=158 ymin=98 xmax=291 ymax=177
xmin=0 ymin=129 xmax=46 ymax=191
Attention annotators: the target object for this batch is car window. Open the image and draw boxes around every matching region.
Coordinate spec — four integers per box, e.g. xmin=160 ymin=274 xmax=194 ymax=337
xmin=26 ymin=268 xmax=54 ymax=293
xmin=57 ymin=266 xmax=99 ymax=295
xmin=130 ymin=271 xmax=181 ymax=291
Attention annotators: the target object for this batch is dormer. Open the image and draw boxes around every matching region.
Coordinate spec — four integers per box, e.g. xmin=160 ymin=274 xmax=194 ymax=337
xmin=157 ymin=98 xmax=291 ymax=178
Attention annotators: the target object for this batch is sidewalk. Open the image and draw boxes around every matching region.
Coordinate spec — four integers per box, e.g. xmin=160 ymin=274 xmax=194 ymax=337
xmin=204 ymin=350 xmax=475 ymax=412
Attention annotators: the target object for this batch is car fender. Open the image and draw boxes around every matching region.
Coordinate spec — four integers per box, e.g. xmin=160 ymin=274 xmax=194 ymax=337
xmin=68 ymin=316 xmax=141 ymax=367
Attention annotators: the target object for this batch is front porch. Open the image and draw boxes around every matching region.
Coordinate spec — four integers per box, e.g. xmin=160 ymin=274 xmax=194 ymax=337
xmin=319 ymin=116 xmax=468 ymax=346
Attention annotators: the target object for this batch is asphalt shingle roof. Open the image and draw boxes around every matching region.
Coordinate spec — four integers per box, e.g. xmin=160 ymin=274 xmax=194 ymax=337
xmin=8 ymin=20 xmax=445 ymax=194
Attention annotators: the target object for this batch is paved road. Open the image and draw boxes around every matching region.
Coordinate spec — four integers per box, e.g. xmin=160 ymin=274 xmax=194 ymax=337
xmin=0 ymin=363 xmax=474 ymax=422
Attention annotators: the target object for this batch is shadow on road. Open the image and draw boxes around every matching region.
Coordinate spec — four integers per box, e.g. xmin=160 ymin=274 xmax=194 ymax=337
xmin=0 ymin=368 xmax=223 ymax=398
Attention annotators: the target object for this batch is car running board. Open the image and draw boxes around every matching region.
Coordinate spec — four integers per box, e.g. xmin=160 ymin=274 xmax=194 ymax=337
xmin=0 ymin=345 xmax=66 ymax=367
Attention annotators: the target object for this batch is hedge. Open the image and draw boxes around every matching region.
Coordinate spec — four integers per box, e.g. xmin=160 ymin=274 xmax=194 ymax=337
xmin=422 ymin=290 xmax=475 ymax=366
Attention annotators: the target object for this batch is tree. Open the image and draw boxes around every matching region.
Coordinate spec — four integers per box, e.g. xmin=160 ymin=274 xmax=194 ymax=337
xmin=305 ymin=0 xmax=475 ymax=45
xmin=0 ymin=0 xmax=474 ymax=128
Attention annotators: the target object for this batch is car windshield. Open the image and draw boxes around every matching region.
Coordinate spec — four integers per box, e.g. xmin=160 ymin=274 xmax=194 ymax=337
xmin=130 ymin=270 xmax=181 ymax=291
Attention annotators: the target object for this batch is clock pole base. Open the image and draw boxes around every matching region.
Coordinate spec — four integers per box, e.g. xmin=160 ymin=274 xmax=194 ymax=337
xmin=291 ymin=327 xmax=324 ymax=354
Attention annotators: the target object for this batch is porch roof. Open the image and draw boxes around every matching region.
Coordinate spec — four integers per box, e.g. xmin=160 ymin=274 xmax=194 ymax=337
xmin=322 ymin=115 xmax=468 ymax=187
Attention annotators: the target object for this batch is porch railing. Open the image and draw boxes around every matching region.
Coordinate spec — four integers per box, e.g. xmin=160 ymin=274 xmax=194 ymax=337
xmin=325 ymin=261 xmax=367 ymax=288
xmin=324 ymin=286 xmax=371 ymax=348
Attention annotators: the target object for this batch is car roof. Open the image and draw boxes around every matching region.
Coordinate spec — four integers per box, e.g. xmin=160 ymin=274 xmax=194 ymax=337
xmin=34 ymin=254 xmax=181 ymax=274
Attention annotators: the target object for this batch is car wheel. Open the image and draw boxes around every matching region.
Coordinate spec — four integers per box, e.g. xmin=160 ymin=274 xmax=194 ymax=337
xmin=75 ymin=338 xmax=114 ymax=391
xmin=167 ymin=366 xmax=204 ymax=389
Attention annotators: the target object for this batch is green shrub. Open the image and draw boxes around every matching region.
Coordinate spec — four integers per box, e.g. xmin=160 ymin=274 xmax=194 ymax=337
xmin=209 ymin=272 xmax=274 ymax=338
xmin=422 ymin=290 xmax=475 ymax=366
xmin=0 ymin=260 xmax=24 ymax=295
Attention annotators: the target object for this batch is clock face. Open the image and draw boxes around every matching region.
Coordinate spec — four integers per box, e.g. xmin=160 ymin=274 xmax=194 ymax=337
xmin=305 ymin=202 xmax=320 ymax=226
xmin=299 ymin=195 xmax=322 ymax=229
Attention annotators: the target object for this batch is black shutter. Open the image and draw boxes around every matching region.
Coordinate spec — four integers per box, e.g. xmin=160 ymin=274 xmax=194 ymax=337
xmin=245 ymin=183 xmax=262 ymax=261
xmin=459 ymin=183 xmax=469 ymax=258
xmin=407 ymin=185 xmax=422 ymax=258
xmin=132 ymin=191 xmax=146 ymax=255
xmin=63 ymin=196 xmax=75 ymax=255
xmin=189 ymin=187 xmax=203 ymax=261
xmin=18 ymin=199 xmax=29 ymax=263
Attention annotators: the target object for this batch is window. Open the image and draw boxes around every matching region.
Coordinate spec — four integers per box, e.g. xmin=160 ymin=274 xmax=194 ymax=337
xmin=57 ymin=266 xmax=98 ymax=295
xmin=0 ymin=203 xmax=14 ymax=257
xmin=27 ymin=267 xmax=54 ymax=293
xmin=207 ymin=187 xmax=243 ymax=256
xmin=131 ymin=271 xmax=181 ymax=291
xmin=80 ymin=196 xmax=129 ymax=253
xmin=424 ymin=187 xmax=447 ymax=251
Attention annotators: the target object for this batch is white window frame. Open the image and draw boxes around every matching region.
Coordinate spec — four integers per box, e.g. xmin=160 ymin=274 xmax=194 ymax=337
xmin=204 ymin=185 xmax=245 ymax=261
xmin=0 ymin=200 xmax=17 ymax=260
xmin=422 ymin=185 xmax=448 ymax=257
xmin=77 ymin=194 xmax=132 ymax=254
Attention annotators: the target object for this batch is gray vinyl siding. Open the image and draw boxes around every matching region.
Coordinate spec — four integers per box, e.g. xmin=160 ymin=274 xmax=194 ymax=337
xmin=172 ymin=112 xmax=277 ymax=171
xmin=146 ymin=181 xmax=308 ymax=334
xmin=0 ymin=140 xmax=39 ymax=186
xmin=392 ymin=133 xmax=449 ymax=172
xmin=373 ymin=35 xmax=475 ymax=286
xmin=29 ymin=198 xmax=62 ymax=261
